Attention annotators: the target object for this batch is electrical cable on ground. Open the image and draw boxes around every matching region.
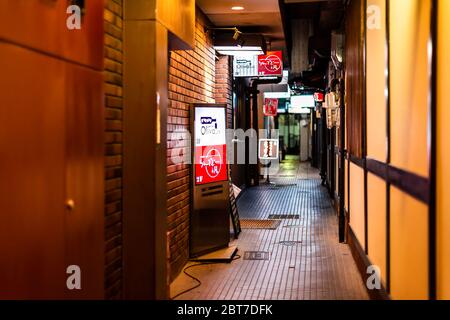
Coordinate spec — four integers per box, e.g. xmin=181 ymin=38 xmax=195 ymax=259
xmin=170 ymin=254 xmax=241 ymax=300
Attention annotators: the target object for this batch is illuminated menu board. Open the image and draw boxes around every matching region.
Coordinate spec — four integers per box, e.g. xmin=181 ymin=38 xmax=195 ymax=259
xmin=194 ymin=107 xmax=228 ymax=185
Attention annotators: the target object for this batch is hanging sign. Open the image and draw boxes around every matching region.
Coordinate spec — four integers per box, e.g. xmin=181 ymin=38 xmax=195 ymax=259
xmin=194 ymin=107 xmax=228 ymax=185
xmin=258 ymin=139 xmax=279 ymax=160
xmin=258 ymin=51 xmax=283 ymax=76
xmin=314 ymin=92 xmax=324 ymax=102
xmin=263 ymin=98 xmax=279 ymax=117
xmin=233 ymin=55 xmax=258 ymax=77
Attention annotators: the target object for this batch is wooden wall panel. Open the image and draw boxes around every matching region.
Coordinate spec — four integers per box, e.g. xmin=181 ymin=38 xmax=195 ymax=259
xmin=389 ymin=0 xmax=431 ymax=177
xmin=0 ymin=0 xmax=104 ymax=70
xmin=437 ymin=0 xmax=450 ymax=300
xmin=65 ymin=63 xmax=105 ymax=299
xmin=349 ymin=163 xmax=365 ymax=251
xmin=366 ymin=0 xmax=387 ymax=162
xmin=61 ymin=0 xmax=104 ymax=70
xmin=345 ymin=160 xmax=349 ymax=211
xmin=124 ymin=0 xmax=195 ymax=48
xmin=390 ymin=187 xmax=428 ymax=300
xmin=345 ymin=0 xmax=364 ymax=158
xmin=0 ymin=0 xmax=64 ymax=56
xmin=0 ymin=43 xmax=66 ymax=299
xmin=367 ymin=173 xmax=387 ymax=287
xmin=122 ymin=18 xmax=168 ymax=299
xmin=157 ymin=0 xmax=195 ymax=48
xmin=0 ymin=1 xmax=105 ymax=299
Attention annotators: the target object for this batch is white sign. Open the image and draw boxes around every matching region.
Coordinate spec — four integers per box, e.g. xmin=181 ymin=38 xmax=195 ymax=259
xmin=291 ymin=95 xmax=315 ymax=108
xmin=195 ymin=107 xmax=226 ymax=147
xmin=233 ymin=56 xmax=258 ymax=77
xmin=258 ymin=139 xmax=279 ymax=160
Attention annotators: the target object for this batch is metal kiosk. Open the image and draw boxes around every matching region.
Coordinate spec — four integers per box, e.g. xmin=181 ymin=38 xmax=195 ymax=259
xmin=190 ymin=104 xmax=235 ymax=260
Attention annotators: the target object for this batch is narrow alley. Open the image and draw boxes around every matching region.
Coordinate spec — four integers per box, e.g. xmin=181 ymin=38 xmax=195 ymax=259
xmin=1 ymin=0 xmax=450 ymax=309
xmin=172 ymin=159 xmax=368 ymax=300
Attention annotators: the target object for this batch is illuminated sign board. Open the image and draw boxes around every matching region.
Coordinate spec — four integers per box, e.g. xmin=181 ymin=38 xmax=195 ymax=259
xmin=233 ymin=55 xmax=258 ymax=77
xmin=314 ymin=92 xmax=324 ymax=102
xmin=263 ymin=98 xmax=279 ymax=117
xmin=291 ymin=95 xmax=315 ymax=108
xmin=233 ymin=51 xmax=284 ymax=78
xmin=289 ymin=107 xmax=311 ymax=114
xmin=258 ymin=51 xmax=283 ymax=76
xmin=258 ymin=139 xmax=279 ymax=160
xmin=194 ymin=107 xmax=228 ymax=185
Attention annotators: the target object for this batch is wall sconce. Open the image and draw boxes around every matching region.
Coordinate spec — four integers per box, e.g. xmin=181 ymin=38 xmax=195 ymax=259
xmin=207 ymin=27 xmax=266 ymax=56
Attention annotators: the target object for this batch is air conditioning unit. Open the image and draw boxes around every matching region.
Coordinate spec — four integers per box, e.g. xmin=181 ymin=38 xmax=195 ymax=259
xmin=331 ymin=31 xmax=345 ymax=70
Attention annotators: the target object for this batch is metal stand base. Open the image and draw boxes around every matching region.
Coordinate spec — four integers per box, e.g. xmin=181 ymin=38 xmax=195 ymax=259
xmin=190 ymin=246 xmax=238 ymax=263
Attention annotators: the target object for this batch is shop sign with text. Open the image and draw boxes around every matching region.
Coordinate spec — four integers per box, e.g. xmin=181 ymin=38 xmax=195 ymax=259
xmin=194 ymin=107 xmax=228 ymax=185
xmin=258 ymin=51 xmax=283 ymax=76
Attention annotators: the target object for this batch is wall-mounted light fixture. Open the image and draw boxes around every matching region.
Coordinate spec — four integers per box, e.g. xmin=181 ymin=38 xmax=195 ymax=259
xmin=206 ymin=27 xmax=266 ymax=56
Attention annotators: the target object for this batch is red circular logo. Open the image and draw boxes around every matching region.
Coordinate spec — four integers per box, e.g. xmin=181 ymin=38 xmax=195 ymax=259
xmin=200 ymin=148 xmax=222 ymax=179
xmin=259 ymin=54 xmax=282 ymax=73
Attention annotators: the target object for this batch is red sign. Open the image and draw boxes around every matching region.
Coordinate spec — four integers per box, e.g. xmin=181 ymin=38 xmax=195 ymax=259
xmin=314 ymin=92 xmax=324 ymax=102
xmin=195 ymin=145 xmax=227 ymax=185
xmin=263 ymin=98 xmax=279 ymax=116
xmin=194 ymin=107 xmax=228 ymax=185
xmin=258 ymin=51 xmax=283 ymax=76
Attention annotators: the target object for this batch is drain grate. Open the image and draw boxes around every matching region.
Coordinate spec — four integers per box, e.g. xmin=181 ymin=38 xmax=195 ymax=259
xmin=313 ymin=204 xmax=332 ymax=210
xmin=278 ymin=241 xmax=302 ymax=247
xmin=268 ymin=214 xmax=300 ymax=220
xmin=267 ymin=184 xmax=297 ymax=190
xmin=243 ymin=251 xmax=270 ymax=260
xmin=240 ymin=219 xmax=281 ymax=230
xmin=283 ymin=224 xmax=302 ymax=228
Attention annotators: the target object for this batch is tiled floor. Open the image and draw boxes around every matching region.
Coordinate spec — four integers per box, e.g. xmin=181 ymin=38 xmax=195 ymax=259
xmin=170 ymin=157 xmax=369 ymax=300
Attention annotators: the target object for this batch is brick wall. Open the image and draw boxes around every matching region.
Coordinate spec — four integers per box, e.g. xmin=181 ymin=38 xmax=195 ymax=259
xmin=215 ymin=55 xmax=234 ymax=129
xmin=102 ymin=3 xmax=234 ymax=288
xmin=167 ymin=13 xmax=216 ymax=281
xmin=104 ymin=0 xmax=123 ymax=299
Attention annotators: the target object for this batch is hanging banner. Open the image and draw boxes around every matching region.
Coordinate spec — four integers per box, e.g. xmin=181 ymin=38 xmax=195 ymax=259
xmin=263 ymin=98 xmax=279 ymax=116
xmin=258 ymin=51 xmax=283 ymax=76
xmin=194 ymin=107 xmax=228 ymax=185
xmin=314 ymin=92 xmax=324 ymax=102
xmin=258 ymin=139 xmax=279 ymax=160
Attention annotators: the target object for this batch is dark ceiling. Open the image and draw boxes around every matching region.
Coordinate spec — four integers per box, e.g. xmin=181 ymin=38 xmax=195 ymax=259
xmin=280 ymin=0 xmax=347 ymax=89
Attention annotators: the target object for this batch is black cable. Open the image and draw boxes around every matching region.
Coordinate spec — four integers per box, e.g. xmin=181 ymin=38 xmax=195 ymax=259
xmin=170 ymin=254 xmax=241 ymax=300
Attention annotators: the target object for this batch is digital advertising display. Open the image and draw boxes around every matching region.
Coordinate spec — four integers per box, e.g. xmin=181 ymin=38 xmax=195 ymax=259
xmin=194 ymin=107 xmax=228 ymax=185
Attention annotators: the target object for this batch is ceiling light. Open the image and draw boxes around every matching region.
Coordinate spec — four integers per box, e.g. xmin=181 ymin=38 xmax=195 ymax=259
xmin=213 ymin=33 xmax=266 ymax=57
xmin=214 ymin=46 xmax=264 ymax=57
xmin=231 ymin=6 xmax=244 ymax=11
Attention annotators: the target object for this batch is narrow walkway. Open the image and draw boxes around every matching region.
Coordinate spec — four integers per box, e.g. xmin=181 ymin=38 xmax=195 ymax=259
xmin=171 ymin=157 xmax=369 ymax=300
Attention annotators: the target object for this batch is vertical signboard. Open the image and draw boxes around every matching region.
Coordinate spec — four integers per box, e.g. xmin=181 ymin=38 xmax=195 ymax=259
xmin=191 ymin=104 xmax=230 ymax=257
xmin=194 ymin=107 xmax=228 ymax=185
